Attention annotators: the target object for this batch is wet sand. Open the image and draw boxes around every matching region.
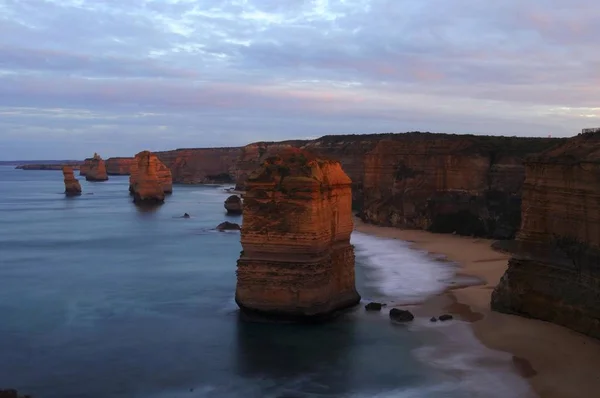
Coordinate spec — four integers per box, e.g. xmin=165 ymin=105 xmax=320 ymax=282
xmin=354 ymin=219 xmax=600 ymax=398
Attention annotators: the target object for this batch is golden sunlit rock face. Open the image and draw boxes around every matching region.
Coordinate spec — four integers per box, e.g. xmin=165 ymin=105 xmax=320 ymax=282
xmin=492 ymin=129 xmax=600 ymax=339
xmin=62 ymin=165 xmax=82 ymax=196
xmin=84 ymin=153 xmax=108 ymax=182
xmin=236 ymin=148 xmax=360 ymax=320
xmin=130 ymin=151 xmax=169 ymax=204
xmin=156 ymin=148 xmax=241 ymax=184
xmin=105 ymin=157 xmax=135 ymax=176
xmin=129 ymin=151 xmax=172 ymax=194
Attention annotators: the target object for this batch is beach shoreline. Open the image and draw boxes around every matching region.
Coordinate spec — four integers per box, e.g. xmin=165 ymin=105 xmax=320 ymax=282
xmin=354 ymin=218 xmax=600 ymax=398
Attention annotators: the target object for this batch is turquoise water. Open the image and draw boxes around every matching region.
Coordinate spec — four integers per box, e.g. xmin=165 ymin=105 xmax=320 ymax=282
xmin=0 ymin=166 xmax=533 ymax=398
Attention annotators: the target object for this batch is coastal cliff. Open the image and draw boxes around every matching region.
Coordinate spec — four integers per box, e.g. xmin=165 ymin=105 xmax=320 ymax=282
xmin=130 ymin=151 xmax=167 ymax=204
xmin=236 ymin=148 xmax=360 ymax=320
xmin=84 ymin=153 xmax=108 ymax=182
xmin=106 ymin=157 xmax=134 ymax=175
xmin=16 ymin=162 xmax=82 ymax=170
xmin=156 ymin=147 xmax=241 ymax=184
xmin=130 ymin=151 xmax=172 ymax=194
xmin=62 ymin=165 xmax=82 ymax=196
xmin=492 ymin=129 xmax=600 ymax=338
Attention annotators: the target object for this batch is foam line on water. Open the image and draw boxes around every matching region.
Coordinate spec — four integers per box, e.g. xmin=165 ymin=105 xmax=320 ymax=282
xmin=351 ymin=231 xmax=455 ymax=303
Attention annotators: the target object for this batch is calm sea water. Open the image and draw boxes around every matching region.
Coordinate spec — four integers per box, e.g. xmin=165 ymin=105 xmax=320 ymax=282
xmin=0 ymin=166 xmax=534 ymax=398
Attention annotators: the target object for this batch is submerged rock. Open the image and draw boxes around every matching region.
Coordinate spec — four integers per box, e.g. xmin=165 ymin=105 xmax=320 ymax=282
xmin=389 ymin=308 xmax=414 ymax=322
xmin=62 ymin=165 xmax=82 ymax=196
xmin=430 ymin=317 xmax=438 ymax=322
xmin=365 ymin=302 xmax=383 ymax=311
xmin=224 ymin=195 xmax=243 ymax=215
xmin=216 ymin=221 xmax=241 ymax=231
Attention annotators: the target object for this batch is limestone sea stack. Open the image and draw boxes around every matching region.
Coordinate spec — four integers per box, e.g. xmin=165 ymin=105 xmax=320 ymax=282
xmin=224 ymin=195 xmax=242 ymax=214
xmin=129 ymin=151 xmax=172 ymax=194
xmin=491 ymin=128 xmax=600 ymax=339
xmin=84 ymin=153 xmax=108 ymax=181
xmin=235 ymin=148 xmax=361 ymax=320
xmin=130 ymin=151 xmax=167 ymax=204
xmin=62 ymin=165 xmax=82 ymax=196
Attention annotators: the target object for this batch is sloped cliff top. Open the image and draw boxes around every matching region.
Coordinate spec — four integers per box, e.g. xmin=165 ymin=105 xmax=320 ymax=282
xmin=529 ymin=130 xmax=600 ymax=164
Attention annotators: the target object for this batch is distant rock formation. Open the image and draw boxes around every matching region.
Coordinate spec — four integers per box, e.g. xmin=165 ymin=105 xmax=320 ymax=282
xmin=16 ymin=162 xmax=82 ymax=171
xmin=84 ymin=153 xmax=108 ymax=181
xmin=224 ymin=195 xmax=242 ymax=215
xmin=129 ymin=151 xmax=172 ymax=194
xmin=492 ymin=129 xmax=600 ymax=339
xmin=130 ymin=151 xmax=166 ymax=204
xmin=155 ymin=147 xmax=241 ymax=184
xmin=105 ymin=157 xmax=135 ymax=175
xmin=236 ymin=148 xmax=360 ymax=320
xmin=62 ymin=165 xmax=82 ymax=196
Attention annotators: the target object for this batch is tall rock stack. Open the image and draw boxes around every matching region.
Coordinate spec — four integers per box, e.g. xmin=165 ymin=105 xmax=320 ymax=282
xmin=236 ymin=148 xmax=360 ymax=320
xmin=129 ymin=150 xmax=172 ymax=195
xmin=84 ymin=153 xmax=108 ymax=181
xmin=62 ymin=165 xmax=82 ymax=196
xmin=492 ymin=129 xmax=600 ymax=339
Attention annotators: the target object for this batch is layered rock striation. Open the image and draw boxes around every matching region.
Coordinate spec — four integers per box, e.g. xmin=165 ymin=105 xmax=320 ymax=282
xmin=492 ymin=129 xmax=600 ymax=338
xmin=156 ymin=147 xmax=241 ymax=184
xmin=105 ymin=157 xmax=135 ymax=175
xmin=130 ymin=151 xmax=167 ymax=204
xmin=130 ymin=151 xmax=172 ymax=196
xmin=84 ymin=153 xmax=108 ymax=181
xmin=236 ymin=148 xmax=361 ymax=320
xmin=62 ymin=165 xmax=82 ymax=196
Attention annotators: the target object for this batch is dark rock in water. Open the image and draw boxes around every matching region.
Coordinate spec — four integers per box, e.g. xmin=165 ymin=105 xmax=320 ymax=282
xmin=365 ymin=302 xmax=383 ymax=311
xmin=430 ymin=317 xmax=438 ymax=322
xmin=0 ymin=389 xmax=31 ymax=398
xmin=183 ymin=213 xmax=190 ymax=218
xmin=216 ymin=221 xmax=241 ymax=231
xmin=389 ymin=308 xmax=414 ymax=322
xmin=439 ymin=314 xmax=453 ymax=321
xmin=224 ymin=194 xmax=243 ymax=215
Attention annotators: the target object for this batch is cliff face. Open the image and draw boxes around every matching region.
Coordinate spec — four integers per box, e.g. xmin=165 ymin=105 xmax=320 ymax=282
xmin=236 ymin=148 xmax=360 ymax=320
xmin=62 ymin=165 xmax=82 ymax=196
xmin=16 ymin=162 xmax=82 ymax=170
xmin=357 ymin=133 xmax=562 ymax=239
xmin=84 ymin=153 xmax=108 ymax=182
xmin=130 ymin=151 xmax=172 ymax=194
xmin=105 ymin=157 xmax=134 ymax=175
xmin=130 ymin=151 xmax=167 ymax=204
xmin=492 ymin=130 xmax=600 ymax=338
xmin=156 ymin=147 xmax=241 ymax=184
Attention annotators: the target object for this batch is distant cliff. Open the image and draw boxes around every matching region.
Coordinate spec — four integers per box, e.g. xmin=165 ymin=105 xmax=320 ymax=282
xmin=492 ymin=129 xmax=600 ymax=338
xmin=233 ymin=133 xmax=562 ymax=239
xmin=16 ymin=162 xmax=82 ymax=170
xmin=105 ymin=157 xmax=134 ymax=175
xmin=155 ymin=147 xmax=241 ymax=184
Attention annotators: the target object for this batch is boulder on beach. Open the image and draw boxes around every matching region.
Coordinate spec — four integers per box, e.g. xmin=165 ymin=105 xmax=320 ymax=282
xmin=389 ymin=308 xmax=414 ymax=322
xmin=216 ymin=221 xmax=241 ymax=231
xmin=438 ymin=314 xmax=453 ymax=321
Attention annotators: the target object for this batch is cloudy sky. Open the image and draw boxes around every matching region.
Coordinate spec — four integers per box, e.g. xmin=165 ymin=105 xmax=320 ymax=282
xmin=1 ymin=0 xmax=598 ymax=159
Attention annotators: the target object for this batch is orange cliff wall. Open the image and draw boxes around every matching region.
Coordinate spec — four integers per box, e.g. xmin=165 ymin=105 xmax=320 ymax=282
xmin=155 ymin=147 xmax=241 ymax=184
xmin=492 ymin=130 xmax=600 ymax=338
xmin=105 ymin=157 xmax=134 ymax=175
xmin=236 ymin=148 xmax=360 ymax=320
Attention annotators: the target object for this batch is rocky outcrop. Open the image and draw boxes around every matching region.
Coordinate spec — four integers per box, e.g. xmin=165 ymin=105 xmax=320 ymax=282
xmin=62 ymin=165 xmax=82 ymax=196
xmin=357 ymin=133 xmax=562 ymax=239
xmin=84 ymin=153 xmax=108 ymax=181
xmin=224 ymin=195 xmax=243 ymax=215
xmin=236 ymin=148 xmax=360 ymax=320
xmin=217 ymin=221 xmax=241 ymax=231
xmin=155 ymin=147 xmax=241 ymax=184
xmin=129 ymin=151 xmax=172 ymax=194
xmin=130 ymin=151 xmax=166 ymax=204
xmin=105 ymin=157 xmax=134 ymax=175
xmin=492 ymin=129 xmax=600 ymax=339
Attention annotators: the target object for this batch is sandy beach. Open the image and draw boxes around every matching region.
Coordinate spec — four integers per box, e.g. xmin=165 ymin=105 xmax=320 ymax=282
xmin=354 ymin=218 xmax=600 ymax=398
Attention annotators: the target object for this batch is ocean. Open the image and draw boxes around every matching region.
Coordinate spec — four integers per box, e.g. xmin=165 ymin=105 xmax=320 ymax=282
xmin=0 ymin=166 xmax=534 ymax=398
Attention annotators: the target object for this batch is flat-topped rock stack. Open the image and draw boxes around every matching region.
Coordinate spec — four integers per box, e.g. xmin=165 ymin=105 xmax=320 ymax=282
xmin=129 ymin=150 xmax=172 ymax=195
xmin=235 ymin=148 xmax=360 ymax=321
xmin=130 ymin=151 xmax=169 ymax=204
xmin=84 ymin=153 xmax=108 ymax=181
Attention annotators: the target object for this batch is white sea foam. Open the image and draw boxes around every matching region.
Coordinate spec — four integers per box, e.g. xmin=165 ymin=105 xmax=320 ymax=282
xmin=351 ymin=231 xmax=455 ymax=303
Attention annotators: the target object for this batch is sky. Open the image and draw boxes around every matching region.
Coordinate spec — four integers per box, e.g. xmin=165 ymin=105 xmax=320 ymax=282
xmin=1 ymin=0 xmax=599 ymax=159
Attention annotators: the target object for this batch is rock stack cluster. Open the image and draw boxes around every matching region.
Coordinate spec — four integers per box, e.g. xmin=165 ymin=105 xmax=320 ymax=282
xmin=235 ymin=148 xmax=360 ymax=320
